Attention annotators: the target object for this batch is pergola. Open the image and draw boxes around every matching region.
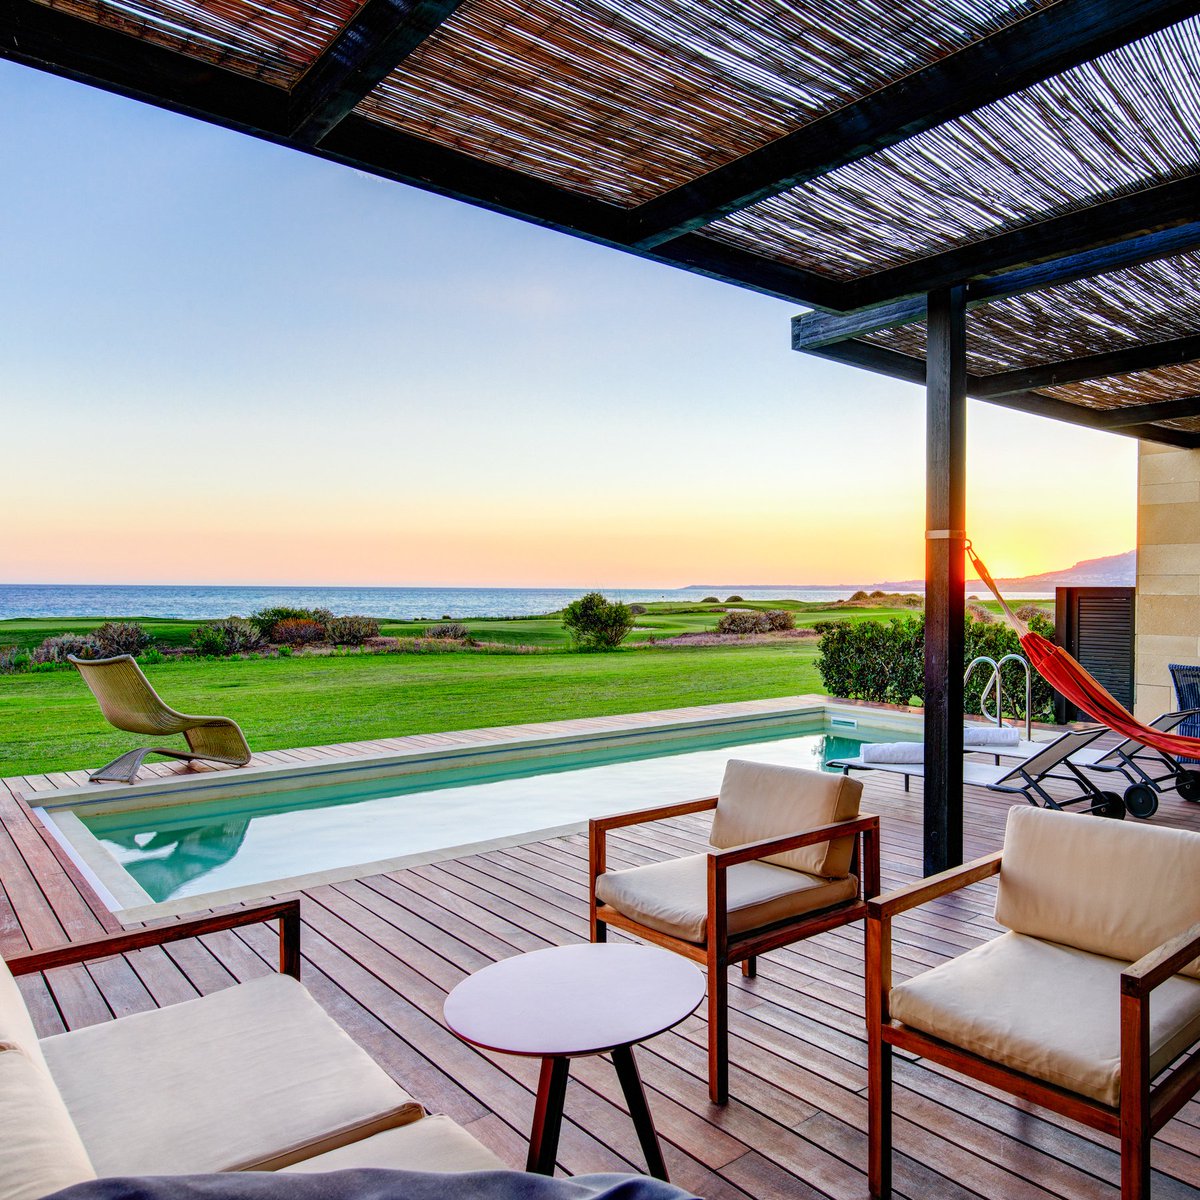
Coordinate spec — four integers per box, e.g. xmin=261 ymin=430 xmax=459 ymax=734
xmin=6 ymin=0 xmax=1200 ymax=874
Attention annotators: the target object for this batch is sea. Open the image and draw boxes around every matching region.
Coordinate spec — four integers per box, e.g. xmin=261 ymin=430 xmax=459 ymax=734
xmin=0 ymin=584 xmax=896 ymax=622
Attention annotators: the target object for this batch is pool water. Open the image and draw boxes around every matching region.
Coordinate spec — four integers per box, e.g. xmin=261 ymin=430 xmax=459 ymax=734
xmin=79 ymin=720 xmax=912 ymax=904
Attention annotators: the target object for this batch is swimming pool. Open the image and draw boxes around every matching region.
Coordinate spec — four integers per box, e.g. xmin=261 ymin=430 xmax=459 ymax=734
xmin=36 ymin=705 xmax=921 ymax=919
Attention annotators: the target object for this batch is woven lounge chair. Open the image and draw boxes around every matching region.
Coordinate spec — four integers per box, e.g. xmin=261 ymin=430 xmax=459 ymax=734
xmin=70 ymin=654 xmax=252 ymax=783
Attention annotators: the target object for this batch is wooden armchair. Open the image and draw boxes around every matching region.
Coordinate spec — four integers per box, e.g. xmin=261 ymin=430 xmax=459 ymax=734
xmin=589 ymin=759 xmax=879 ymax=1104
xmin=867 ymin=805 xmax=1200 ymax=1200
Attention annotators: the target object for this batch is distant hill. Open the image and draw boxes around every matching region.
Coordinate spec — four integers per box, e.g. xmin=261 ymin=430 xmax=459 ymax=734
xmin=872 ymin=550 xmax=1135 ymax=593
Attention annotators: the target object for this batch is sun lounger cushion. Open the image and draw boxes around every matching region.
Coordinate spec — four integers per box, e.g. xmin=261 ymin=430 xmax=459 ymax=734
xmin=0 ymin=955 xmax=51 ymax=1074
xmin=890 ymin=931 xmax=1200 ymax=1106
xmin=596 ymin=854 xmax=857 ymax=944
xmin=40 ymin=973 xmax=424 ymax=1176
xmin=708 ymin=760 xmax=863 ymax=877
xmin=0 ymin=1046 xmax=96 ymax=1200
xmin=861 ymin=742 xmax=923 ymax=764
xmin=995 ymin=805 xmax=1200 ymax=978
xmin=279 ymin=1116 xmax=506 ymax=1174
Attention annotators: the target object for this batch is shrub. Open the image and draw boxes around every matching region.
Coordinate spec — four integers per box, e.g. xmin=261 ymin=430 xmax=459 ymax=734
xmin=717 ymin=610 xmax=769 ymax=635
xmin=1015 ymin=603 xmax=1050 ymax=622
xmin=724 ymin=595 xmax=744 ymax=603
xmin=562 ymin=593 xmax=634 ymax=651
xmin=850 ymin=590 xmax=870 ymax=601
xmin=139 ymin=647 xmax=166 ymax=665
xmin=31 ymin=634 xmax=101 ymax=664
xmin=0 ymin=647 xmax=28 ymax=674
xmin=966 ymin=603 xmax=995 ymax=624
xmin=701 ymin=596 xmax=720 ymax=604
xmin=424 ymin=622 xmax=472 ymax=640
xmin=814 ymin=612 xmax=1057 ymax=720
xmin=249 ymin=606 xmax=333 ymax=638
xmin=93 ymin=621 xmax=150 ymax=657
xmin=764 ymin=609 xmax=796 ymax=631
xmin=190 ymin=617 xmax=264 ymax=657
xmin=272 ymin=618 xmax=325 ymax=646
xmin=869 ymin=590 xmax=887 ymax=598
xmin=327 ymin=615 xmax=381 ymax=645
xmin=628 ymin=604 xmax=648 ymax=615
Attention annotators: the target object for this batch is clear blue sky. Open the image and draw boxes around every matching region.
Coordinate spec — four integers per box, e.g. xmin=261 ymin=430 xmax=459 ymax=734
xmin=0 ymin=59 xmax=1136 ymax=587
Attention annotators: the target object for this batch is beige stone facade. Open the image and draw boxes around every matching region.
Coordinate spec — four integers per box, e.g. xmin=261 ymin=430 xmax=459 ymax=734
xmin=1136 ymin=443 xmax=1200 ymax=719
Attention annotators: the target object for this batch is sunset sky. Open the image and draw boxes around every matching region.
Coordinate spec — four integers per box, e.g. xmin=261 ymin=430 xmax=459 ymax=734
xmin=1 ymin=61 xmax=1136 ymax=588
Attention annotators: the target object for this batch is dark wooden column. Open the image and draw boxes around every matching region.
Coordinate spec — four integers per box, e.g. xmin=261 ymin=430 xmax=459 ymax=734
xmin=924 ymin=286 xmax=967 ymax=875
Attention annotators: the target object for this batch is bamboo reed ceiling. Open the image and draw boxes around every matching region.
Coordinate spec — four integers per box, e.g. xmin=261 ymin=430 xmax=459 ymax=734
xmin=354 ymin=0 xmax=1049 ymax=206
xmin=703 ymin=19 xmax=1200 ymax=279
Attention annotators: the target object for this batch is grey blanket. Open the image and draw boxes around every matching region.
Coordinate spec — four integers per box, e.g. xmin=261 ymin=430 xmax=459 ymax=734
xmin=48 ymin=1172 xmax=699 ymax=1200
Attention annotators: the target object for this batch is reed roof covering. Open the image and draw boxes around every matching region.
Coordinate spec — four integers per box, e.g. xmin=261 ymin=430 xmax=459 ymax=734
xmin=6 ymin=0 xmax=1200 ymax=442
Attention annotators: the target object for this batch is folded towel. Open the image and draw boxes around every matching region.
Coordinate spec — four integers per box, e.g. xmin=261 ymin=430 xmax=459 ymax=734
xmin=963 ymin=725 xmax=1020 ymax=747
xmin=862 ymin=742 xmax=924 ymax=764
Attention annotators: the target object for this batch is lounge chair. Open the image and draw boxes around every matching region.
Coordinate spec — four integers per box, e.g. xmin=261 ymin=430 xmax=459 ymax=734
xmin=70 ymin=654 xmax=252 ymax=784
xmin=1169 ymin=664 xmax=1200 ymax=763
xmin=834 ymin=726 xmax=1125 ymax=815
xmin=867 ymin=805 xmax=1200 ymax=1200
xmin=589 ymin=760 xmax=879 ymax=1104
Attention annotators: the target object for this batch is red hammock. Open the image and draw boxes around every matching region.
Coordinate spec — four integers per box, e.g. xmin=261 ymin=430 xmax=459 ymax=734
xmin=967 ymin=543 xmax=1200 ymax=760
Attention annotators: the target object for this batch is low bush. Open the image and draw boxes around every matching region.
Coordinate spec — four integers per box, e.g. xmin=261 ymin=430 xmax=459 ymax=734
xmin=850 ymin=590 xmax=870 ymax=601
xmin=764 ymin=609 xmax=795 ymax=631
xmin=716 ymin=610 xmax=768 ymax=635
xmin=628 ymin=604 xmax=648 ymax=615
xmin=724 ymin=595 xmax=744 ymax=603
xmin=249 ymin=606 xmax=333 ymax=638
xmin=272 ymin=618 xmax=325 ymax=646
xmin=31 ymin=634 xmax=101 ymax=664
xmin=1015 ymin=603 xmax=1050 ymax=622
xmin=327 ymin=615 xmax=381 ymax=645
xmin=0 ymin=647 xmax=28 ymax=674
xmin=562 ymin=593 xmax=634 ymax=651
xmin=701 ymin=596 xmax=720 ymax=603
xmin=190 ymin=617 xmax=265 ymax=657
xmin=139 ymin=648 xmax=166 ymax=665
xmin=93 ymin=621 xmax=151 ymax=657
xmin=966 ymin=603 xmax=995 ymax=624
xmin=424 ymin=622 xmax=472 ymax=640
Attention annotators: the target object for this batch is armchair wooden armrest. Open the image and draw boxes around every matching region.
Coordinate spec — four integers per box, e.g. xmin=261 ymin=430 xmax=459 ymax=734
xmin=4 ymin=899 xmax=302 ymax=980
xmin=868 ymin=851 xmax=1002 ymax=921
xmin=1122 ymin=919 xmax=1200 ymax=998
xmin=708 ymin=814 xmax=878 ymax=869
xmin=589 ymin=796 xmax=718 ymax=885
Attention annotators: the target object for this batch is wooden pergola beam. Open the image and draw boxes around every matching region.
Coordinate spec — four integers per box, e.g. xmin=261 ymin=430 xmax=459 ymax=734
xmin=795 ymin=333 xmax=1200 ymax=448
xmin=288 ymin=0 xmax=465 ymax=144
xmin=1088 ymin=394 xmax=1200 ymax=428
xmin=844 ymin=174 xmax=1200 ymax=309
xmin=626 ymin=0 xmax=1200 ymax=249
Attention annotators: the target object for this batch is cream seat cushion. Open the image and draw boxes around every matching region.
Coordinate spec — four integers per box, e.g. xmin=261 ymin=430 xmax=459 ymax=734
xmin=890 ymin=931 xmax=1200 ymax=1107
xmin=709 ymin=759 xmax=863 ymax=877
xmin=995 ymin=804 xmax=1200 ymax=977
xmin=0 ymin=1046 xmax=96 ymax=1200
xmin=0 ymin=955 xmax=51 ymax=1074
xmin=41 ymin=973 xmax=424 ymax=1176
xmin=281 ymin=1116 xmax=507 ymax=1174
xmin=596 ymin=853 xmax=857 ymax=944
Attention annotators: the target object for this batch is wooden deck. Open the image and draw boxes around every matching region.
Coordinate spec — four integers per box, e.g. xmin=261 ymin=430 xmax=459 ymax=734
xmin=5 ymin=730 xmax=1200 ymax=1198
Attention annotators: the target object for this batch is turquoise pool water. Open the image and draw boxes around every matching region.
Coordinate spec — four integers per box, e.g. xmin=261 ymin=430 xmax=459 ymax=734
xmin=79 ymin=719 xmax=913 ymax=904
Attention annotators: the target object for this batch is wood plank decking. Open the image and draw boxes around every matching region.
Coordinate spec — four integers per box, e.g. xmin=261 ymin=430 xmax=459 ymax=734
xmin=4 ymin=724 xmax=1200 ymax=1198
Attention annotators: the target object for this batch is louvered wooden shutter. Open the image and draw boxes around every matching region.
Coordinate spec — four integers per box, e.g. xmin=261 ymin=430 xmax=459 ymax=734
xmin=1054 ymin=587 xmax=1136 ymax=723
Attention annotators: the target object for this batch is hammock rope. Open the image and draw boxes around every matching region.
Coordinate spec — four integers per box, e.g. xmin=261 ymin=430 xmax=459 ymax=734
xmin=966 ymin=541 xmax=1200 ymax=760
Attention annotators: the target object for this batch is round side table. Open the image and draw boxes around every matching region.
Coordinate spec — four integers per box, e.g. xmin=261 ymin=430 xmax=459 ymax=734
xmin=443 ymin=942 xmax=705 ymax=1180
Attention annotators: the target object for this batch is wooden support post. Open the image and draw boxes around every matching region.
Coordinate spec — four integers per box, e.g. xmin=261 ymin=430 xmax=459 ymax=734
xmin=924 ymin=286 xmax=967 ymax=876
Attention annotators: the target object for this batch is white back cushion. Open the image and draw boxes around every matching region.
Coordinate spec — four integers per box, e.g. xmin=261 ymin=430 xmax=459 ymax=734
xmin=0 ymin=1046 xmax=96 ymax=1200
xmin=709 ymin=760 xmax=862 ymax=877
xmin=0 ymin=955 xmax=49 ymax=1074
xmin=996 ymin=805 xmax=1200 ymax=977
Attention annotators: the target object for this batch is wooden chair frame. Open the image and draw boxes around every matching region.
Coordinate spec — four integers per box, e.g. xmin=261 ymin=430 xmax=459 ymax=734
xmin=867 ymin=854 xmax=1200 ymax=1199
xmin=4 ymin=899 xmax=301 ymax=981
xmin=590 ymin=797 xmax=880 ymax=1104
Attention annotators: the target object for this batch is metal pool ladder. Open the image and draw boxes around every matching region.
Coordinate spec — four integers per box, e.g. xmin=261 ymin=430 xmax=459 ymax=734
xmin=964 ymin=654 xmax=1033 ymax=742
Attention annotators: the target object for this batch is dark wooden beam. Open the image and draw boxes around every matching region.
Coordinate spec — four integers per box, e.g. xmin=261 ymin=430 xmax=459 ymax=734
xmin=288 ymin=0 xmax=465 ymax=144
xmin=1088 ymin=394 xmax=1200 ymax=428
xmin=793 ymin=298 xmax=925 ymax=350
xmin=845 ymin=174 xmax=1200 ymax=308
xmin=627 ymin=0 xmax=1200 ymax=248
xmin=973 ymin=333 xmax=1200 ymax=397
xmin=793 ymin=327 xmax=1200 ymax=447
xmin=924 ymin=286 xmax=967 ymax=877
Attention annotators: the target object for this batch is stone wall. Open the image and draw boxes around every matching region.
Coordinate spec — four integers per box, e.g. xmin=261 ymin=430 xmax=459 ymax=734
xmin=1136 ymin=443 xmax=1200 ymax=719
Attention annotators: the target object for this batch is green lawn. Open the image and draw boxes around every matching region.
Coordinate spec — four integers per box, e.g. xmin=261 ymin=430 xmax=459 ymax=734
xmin=0 ymin=641 xmax=823 ymax=778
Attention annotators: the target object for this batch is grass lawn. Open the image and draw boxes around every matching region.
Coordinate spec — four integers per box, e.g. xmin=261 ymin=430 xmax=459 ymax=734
xmin=0 ymin=641 xmax=823 ymax=778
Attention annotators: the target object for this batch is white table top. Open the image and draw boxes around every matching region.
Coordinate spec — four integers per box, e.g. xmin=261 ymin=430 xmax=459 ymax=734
xmin=443 ymin=943 xmax=706 ymax=1058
